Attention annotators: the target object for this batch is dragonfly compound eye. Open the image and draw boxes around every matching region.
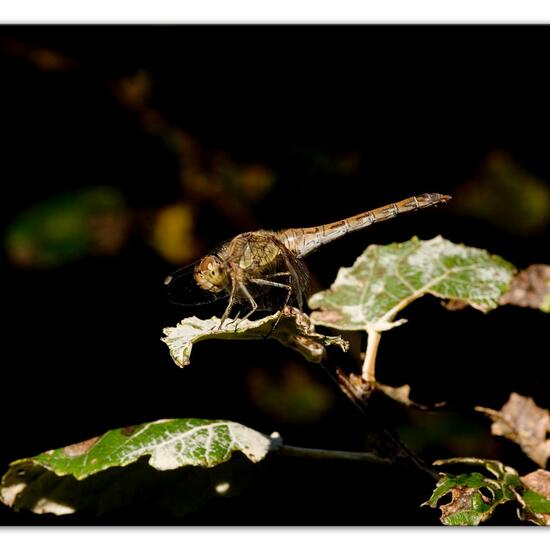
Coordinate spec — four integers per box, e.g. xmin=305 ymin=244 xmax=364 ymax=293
xmin=194 ymin=255 xmax=228 ymax=292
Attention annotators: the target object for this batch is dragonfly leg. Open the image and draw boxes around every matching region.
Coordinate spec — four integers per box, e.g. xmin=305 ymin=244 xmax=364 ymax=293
xmin=281 ymin=256 xmax=304 ymax=311
xmin=262 ymin=272 xmax=293 ymax=311
xmin=218 ymin=276 xmax=238 ymax=329
xmin=262 ymin=271 xmax=291 ymax=279
xmin=225 ymin=308 xmax=241 ymax=327
xmin=237 ymin=282 xmax=258 ymax=326
xmin=250 ymin=278 xmax=292 ymax=302
xmin=250 ymin=278 xmax=293 ymax=332
xmin=218 ymin=301 xmax=233 ymax=329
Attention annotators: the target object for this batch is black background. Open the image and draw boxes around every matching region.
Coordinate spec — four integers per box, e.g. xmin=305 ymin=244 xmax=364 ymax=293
xmin=0 ymin=25 xmax=549 ymax=525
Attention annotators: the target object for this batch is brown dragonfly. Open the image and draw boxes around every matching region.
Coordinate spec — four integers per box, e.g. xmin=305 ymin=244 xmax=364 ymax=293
xmin=165 ymin=193 xmax=451 ymax=327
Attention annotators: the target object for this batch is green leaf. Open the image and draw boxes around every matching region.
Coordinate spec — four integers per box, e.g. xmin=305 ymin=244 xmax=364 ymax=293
xmin=425 ymin=458 xmax=521 ymax=526
xmin=309 ymin=236 xmax=516 ymax=332
xmin=4 ymin=187 xmax=129 ymax=269
xmin=162 ymin=307 xmax=348 ymax=367
xmin=0 ymin=418 xmax=279 ymax=516
xmin=523 ymin=490 xmax=550 ymax=514
xmin=428 ymin=458 xmax=550 ymax=526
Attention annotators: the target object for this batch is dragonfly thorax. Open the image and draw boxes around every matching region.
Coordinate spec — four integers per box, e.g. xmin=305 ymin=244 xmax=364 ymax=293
xmin=194 ymin=255 xmax=229 ymax=293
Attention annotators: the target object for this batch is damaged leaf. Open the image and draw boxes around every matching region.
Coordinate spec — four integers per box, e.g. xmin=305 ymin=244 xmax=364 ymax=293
xmin=427 ymin=458 xmax=550 ymax=526
xmin=309 ymin=236 xmax=515 ymax=333
xmin=521 ymin=469 xmax=550 ymax=499
xmin=161 ymin=306 xmax=348 ymax=367
xmin=500 ymin=264 xmax=550 ymax=312
xmin=519 ymin=470 xmax=550 ymax=525
xmin=425 ymin=458 xmax=521 ymax=525
xmin=476 ymin=393 xmax=550 ymax=468
xmin=0 ymin=418 xmax=279 ymax=516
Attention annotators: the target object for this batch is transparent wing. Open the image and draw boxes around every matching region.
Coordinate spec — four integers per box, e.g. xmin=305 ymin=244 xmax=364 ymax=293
xmin=164 ymin=260 xmax=228 ymax=306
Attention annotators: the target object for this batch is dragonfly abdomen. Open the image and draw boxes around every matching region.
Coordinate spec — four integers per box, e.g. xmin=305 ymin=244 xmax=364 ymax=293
xmin=277 ymin=192 xmax=451 ymax=258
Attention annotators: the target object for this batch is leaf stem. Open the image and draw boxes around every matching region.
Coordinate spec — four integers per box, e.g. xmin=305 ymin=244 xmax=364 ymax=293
xmin=279 ymin=445 xmax=392 ymax=465
xmin=362 ymin=328 xmax=381 ymax=383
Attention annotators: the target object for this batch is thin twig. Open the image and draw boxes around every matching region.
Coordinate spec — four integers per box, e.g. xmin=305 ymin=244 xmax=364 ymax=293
xmin=279 ymin=445 xmax=392 ymax=465
xmin=319 ymin=362 xmax=371 ymax=416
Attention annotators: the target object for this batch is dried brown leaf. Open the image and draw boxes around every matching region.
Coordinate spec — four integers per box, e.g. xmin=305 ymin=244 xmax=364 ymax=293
xmin=376 ymin=383 xmax=445 ymax=410
xmin=476 ymin=393 xmax=550 ymax=467
xmin=499 ymin=264 xmax=550 ymax=311
xmin=441 ymin=299 xmax=469 ymax=311
xmin=521 ymin=469 xmax=550 ymax=498
xmin=519 ymin=470 xmax=550 ymax=525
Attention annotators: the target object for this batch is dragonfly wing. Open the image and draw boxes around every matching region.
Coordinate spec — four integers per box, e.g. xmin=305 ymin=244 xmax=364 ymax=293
xmin=164 ymin=261 xmax=228 ymax=306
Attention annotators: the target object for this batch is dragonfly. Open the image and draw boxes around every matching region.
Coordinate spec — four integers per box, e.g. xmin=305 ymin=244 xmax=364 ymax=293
xmin=165 ymin=193 xmax=451 ymax=327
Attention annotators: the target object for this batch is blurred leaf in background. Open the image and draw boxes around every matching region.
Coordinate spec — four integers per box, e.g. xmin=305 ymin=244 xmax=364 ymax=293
xmin=150 ymin=202 xmax=200 ymax=266
xmin=400 ymin=410 xmax=495 ymax=459
xmin=290 ymin=145 xmax=362 ymax=178
xmin=1 ymin=38 xmax=77 ymax=72
xmin=1 ymin=54 xmax=277 ymax=269
xmin=114 ymin=70 xmax=275 ymax=236
xmin=4 ymin=187 xmax=130 ymax=269
xmin=247 ymin=362 xmax=335 ymax=424
xmin=453 ymin=151 xmax=550 ymax=236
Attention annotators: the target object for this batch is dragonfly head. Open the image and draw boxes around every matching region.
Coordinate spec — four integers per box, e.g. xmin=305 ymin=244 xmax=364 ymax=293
xmin=194 ymin=255 xmax=229 ymax=293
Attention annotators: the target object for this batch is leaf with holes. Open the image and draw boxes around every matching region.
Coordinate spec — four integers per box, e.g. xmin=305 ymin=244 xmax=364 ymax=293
xmin=424 ymin=458 xmax=522 ymax=525
xmin=0 ymin=418 xmax=280 ymax=516
xmin=309 ymin=236 xmax=516 ymax=333
xmin=162 ymin=307 xmax=348 ymax=367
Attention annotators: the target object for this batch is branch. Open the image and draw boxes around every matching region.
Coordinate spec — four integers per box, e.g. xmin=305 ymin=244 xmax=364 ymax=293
xmin=279 ymin=445 xmax=392 ymax=465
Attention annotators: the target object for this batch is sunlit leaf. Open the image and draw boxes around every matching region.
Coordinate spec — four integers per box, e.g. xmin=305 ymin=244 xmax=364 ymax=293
xmin=427 ymin=458 xmax=550 ymax=526
xmin=162 ymin=307 xmax=348 ymax=367
xmin=425 ymin=458 xmax=521 ymax=525
xmin=309 ymin=236 xmax=516 ymax=333
xmin=0 ymin=418 xmax=278 ymax=516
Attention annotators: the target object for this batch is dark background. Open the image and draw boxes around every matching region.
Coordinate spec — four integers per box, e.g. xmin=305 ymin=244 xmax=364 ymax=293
xmin=0 ymin=25 xmax=549 ymax=525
